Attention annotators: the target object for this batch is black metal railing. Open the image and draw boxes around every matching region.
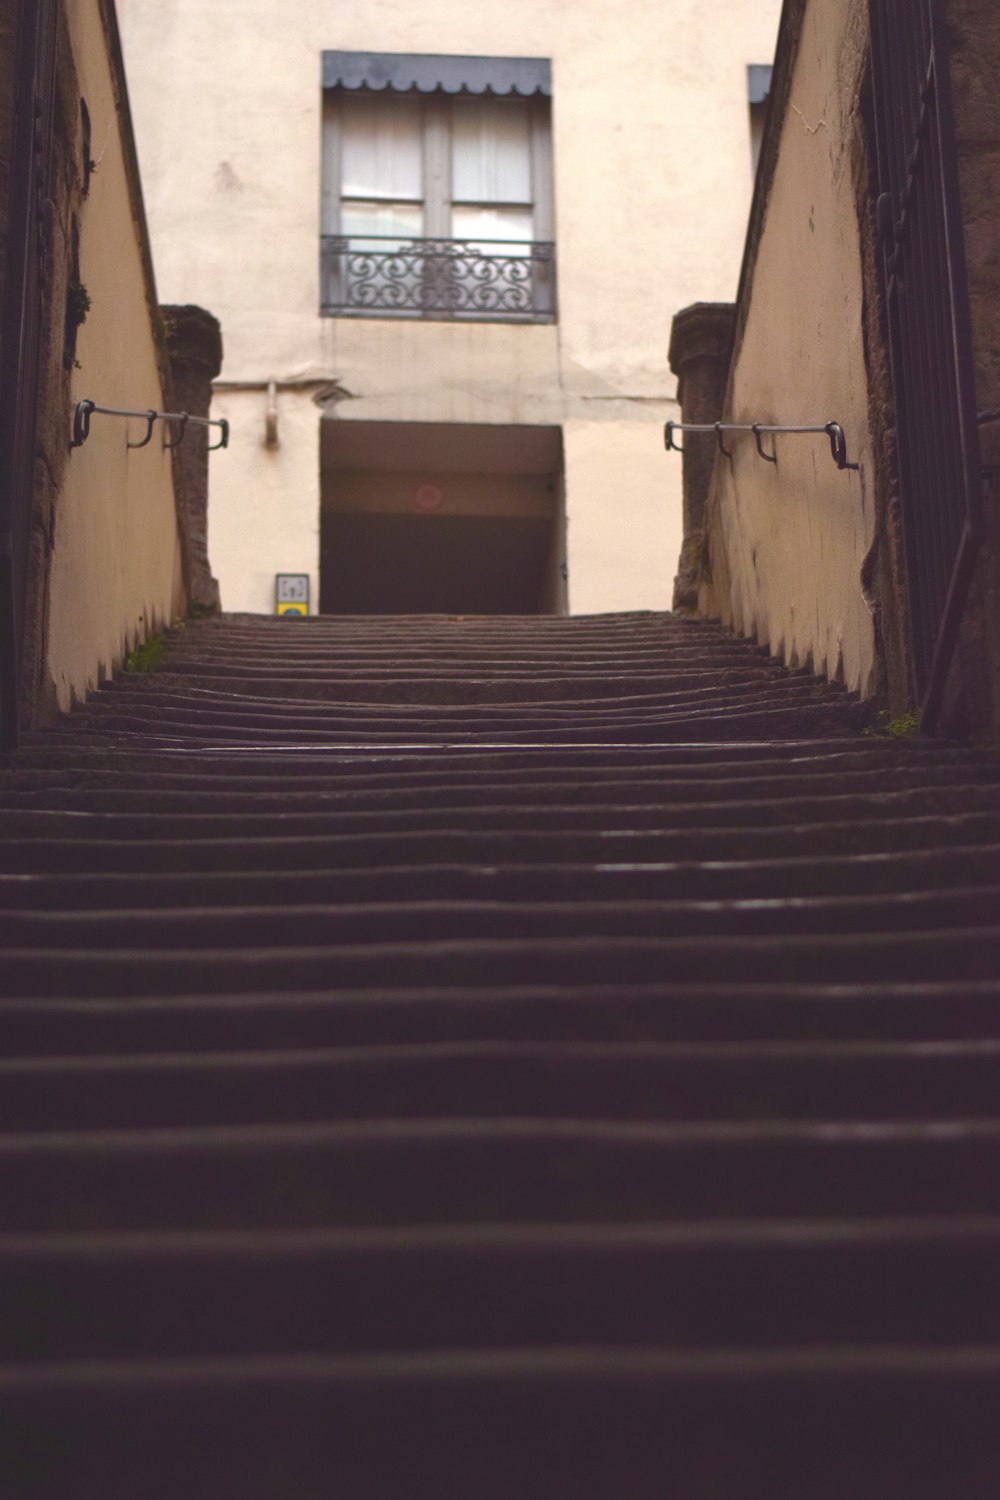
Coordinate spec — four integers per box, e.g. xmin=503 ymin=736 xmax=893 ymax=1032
xmin=70 ymin=400 xmax=230 ymax=452
xmin=869 ymin=0 xmax=984 ymax=729
xmin=665 ymin=419 xmax=859 ymax=472
xmin=320 ymin=236 xmax=556 ymax=322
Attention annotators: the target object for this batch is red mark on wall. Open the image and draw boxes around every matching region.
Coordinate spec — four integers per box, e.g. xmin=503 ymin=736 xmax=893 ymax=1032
xmin=414 ymin=484 xmax=444 ymax=513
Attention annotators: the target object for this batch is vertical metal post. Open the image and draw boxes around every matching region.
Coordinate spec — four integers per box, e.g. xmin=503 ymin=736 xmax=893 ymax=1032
xmin=0 ymin=0 xmax=58 ymax=750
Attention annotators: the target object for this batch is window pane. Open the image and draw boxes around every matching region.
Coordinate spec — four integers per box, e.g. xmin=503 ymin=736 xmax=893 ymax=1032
xmin=451 ymin=99 xmax=532 ymax=205
xmin=341 ymin=96 xmax=422 ymax=200
xmin=451 ymin=205 xmax=534 ymax=249
xmin=342 ymin=201 xmax=424 ymax=243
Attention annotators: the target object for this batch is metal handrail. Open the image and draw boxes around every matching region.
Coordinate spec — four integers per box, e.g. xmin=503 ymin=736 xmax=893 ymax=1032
xmin=664 ymin=419 xmax=859 ymax=472
xmin=71 ymin=399 xmax=230 ymax=452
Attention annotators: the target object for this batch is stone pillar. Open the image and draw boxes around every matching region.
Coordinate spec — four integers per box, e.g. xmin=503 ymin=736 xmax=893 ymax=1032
xmin=667 ymin=301 xmax=734 ymax=611
xmin=160 ymin=304 xmax=223 ymax=612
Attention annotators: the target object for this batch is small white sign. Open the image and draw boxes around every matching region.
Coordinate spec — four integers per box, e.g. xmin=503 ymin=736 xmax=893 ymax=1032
xmin=276 ymin=574 xmax=309 ymax=616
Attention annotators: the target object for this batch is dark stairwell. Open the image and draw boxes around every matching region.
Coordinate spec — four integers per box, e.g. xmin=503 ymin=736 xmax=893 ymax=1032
xmin=2 ymin=609 xmax=1000 ymax=1496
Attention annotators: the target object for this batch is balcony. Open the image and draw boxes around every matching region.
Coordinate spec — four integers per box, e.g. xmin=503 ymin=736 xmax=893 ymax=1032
xmin=320 ymin=236 xmax=556 ymax=323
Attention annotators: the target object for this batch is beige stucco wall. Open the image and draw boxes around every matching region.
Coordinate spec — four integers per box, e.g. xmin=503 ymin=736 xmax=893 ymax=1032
xmin=118 ymin=0 xmax=781 ymax=615
xmin=210 ymin=386 xmax=321 ymax=618
xmin=46 ymin=0 xmax=184 ymax=710
xmin=701 ymin=0 xmax=878 ymax=694
xmin=564 ymin=419 xmax=677 ymax=614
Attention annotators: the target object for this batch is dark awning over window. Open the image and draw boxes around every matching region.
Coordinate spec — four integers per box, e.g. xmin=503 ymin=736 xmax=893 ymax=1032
xmin=322 ymin=51 xmax=552 ymax=98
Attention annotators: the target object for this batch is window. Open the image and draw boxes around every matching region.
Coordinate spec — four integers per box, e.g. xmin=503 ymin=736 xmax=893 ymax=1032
xmin=321 ymin=52 xmax=555 ymax=322
xmin=748 ymin=64 xmax=773 ymax=177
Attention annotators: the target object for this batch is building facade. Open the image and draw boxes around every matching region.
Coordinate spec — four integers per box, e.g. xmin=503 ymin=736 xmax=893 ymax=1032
xmin=117 ymin=0 xmax=781 ymax=617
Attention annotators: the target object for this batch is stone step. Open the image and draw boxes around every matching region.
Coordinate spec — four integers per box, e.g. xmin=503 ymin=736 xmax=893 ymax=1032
xmin=0 ymin=785 xmax=997 ymax=840
xmin=1 ymin=888 xmax=998 ymax=951
xmin=87 ymin=673 xmax=845 ymax=709
xmin=4 ymin=1116 xmax=1000 ymax=1232
xmin=2 ymin=812 xmax=999 ymax=873
xmin=135 ymin=654 xmax=782 ymax=675
xmin=7 ymin=1350 xmax=1000 ymax=1500
xmin=5 ymin=763 xmax=1000 ymax=808
xmin=10 ymin=738 xmax=982 ymax=777
xmin=5 ymin=1347 xmax=996 ymax=1499
xmin=90 ymin=676 xmax=843 ymax=711
xmin=0 ymin=846 xmax=995 ymax=910
xmin=173 ymin=609 xmax=717 ymax=631
xmin=3 ymin=1039 xmax=1000 ymax=1130
xmin=3 ymin=927 xmax=999 ymax=998
xmin=4 ymin=1217 xmax=998 ymax=1361
xmin=49 ymin=701 xmax=867 ymax=746
xmin=3 ymin=981 xmax=997 ymax=1058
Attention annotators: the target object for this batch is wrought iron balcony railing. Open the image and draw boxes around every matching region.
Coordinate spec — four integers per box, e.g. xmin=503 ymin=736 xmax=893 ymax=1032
xmin=320 ymin=235 xmax=556 ymax=322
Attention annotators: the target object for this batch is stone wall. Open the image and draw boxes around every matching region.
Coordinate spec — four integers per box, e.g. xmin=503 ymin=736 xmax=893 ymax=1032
xmin=161 ymin=303 xmax=223 ymax=612
xmin=938 ymin=0 xmax=1000 ymax=740
xmin=0 ymin=0 xmax=17 ymax=329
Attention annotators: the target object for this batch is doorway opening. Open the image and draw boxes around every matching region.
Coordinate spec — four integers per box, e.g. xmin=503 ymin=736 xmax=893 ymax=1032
xmin=320 ymin=420 xmax=566 ymax=614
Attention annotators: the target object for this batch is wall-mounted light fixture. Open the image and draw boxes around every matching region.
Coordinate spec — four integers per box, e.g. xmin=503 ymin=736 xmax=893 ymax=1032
xmin=265 ymin=379 xmax=279 ymax=449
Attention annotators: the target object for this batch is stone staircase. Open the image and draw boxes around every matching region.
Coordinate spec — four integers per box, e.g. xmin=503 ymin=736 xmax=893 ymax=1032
xmin=2 ymin=610 xmax=1000 ymax=1497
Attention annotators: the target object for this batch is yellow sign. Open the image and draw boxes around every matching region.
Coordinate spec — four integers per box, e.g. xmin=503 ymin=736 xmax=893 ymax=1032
xmin=276 ymin=574 xmax=309 ymax=616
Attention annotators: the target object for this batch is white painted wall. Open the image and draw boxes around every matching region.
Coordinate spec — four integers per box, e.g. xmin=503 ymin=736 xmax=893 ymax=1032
xmin=209 ymin=387 xmax=321 ymax=618
xmin=117 ymin=0 xmax=782 ymax=615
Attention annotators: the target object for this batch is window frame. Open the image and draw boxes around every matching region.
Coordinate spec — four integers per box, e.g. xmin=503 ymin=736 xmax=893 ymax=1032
xmin=320 ymin=84 xmax=555 ymax=323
